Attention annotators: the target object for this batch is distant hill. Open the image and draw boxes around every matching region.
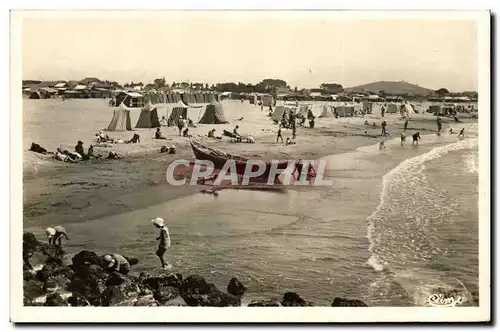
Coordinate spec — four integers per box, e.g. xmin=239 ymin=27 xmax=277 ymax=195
xmin=344 ymin=81 xmax=434 ymax=96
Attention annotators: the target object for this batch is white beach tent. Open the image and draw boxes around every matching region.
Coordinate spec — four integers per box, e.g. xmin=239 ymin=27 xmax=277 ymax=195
xmin=315 ymin=105 xmax=335 ymax=118
xmin=400 ymin=104 xmax=415 ymax=118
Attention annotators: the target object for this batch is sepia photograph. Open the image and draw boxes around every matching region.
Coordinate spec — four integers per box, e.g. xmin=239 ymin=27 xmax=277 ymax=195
xmin=10 ymin=9 xmax=490 ymax=323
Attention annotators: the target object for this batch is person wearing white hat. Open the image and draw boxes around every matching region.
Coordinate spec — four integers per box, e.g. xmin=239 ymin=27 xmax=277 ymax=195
xmin=152 ymin=217 xmax=171 ymax=269
xmin=102 ymin=253 xmax=131 ymax=275
xmin=45 ymin=226 xmax=69 ymax=246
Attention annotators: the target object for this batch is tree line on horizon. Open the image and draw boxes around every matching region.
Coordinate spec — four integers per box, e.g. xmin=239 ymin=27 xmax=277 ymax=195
xmin=22 ymin=77 xmax=476 ymax=98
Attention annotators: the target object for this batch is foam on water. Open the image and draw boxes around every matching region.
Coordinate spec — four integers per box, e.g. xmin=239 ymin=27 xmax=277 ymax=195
xmin=366 ymin=136 xmax=478 ymax=271
xmin=463 ymin=151 xmax=479 ymax=175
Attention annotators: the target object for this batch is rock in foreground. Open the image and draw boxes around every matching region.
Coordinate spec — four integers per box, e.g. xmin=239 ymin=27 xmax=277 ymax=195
xmin=331 ymin=297 xmax=368 ymax=307
xmin=22 ymin=232 xmax=370 ymax=308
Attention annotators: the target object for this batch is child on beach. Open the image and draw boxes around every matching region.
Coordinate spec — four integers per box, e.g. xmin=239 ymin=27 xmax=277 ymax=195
xmin=155 ymin=128 xmax=168 ymax=140
xmin=276 ymin=123 xmax=284 ymax=143
xmin=458 ymin=128 xmax=465 ymax=139
xmin=412 ymin=132 xmax=421 ymax=146
xmin=152 ymin=217 xmax=171 ymax=270
xmin=400 ymin=132 xmax=406 ymax=146
xmin=379 ymin=140 xmax=386 ymax=150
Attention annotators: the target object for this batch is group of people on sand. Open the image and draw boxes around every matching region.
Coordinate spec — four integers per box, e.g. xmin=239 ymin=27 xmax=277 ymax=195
xmin=153 ymin=117 xmax=191 ymax=140
xmin=378 ymin=116 xmax=467 ymax=150
xmin=43 ymin=216 xmax=172 ymax=273
xmin=276 ymin=121 xmax=297 ymax=145
xmin=30 ymin=139 xmax=120 ymax=163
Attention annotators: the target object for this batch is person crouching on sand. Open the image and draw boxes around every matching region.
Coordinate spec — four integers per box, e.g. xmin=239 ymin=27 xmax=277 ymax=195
xmin=400 ymin=132 xmax=406 ymax=146
xmin=412 ymin=132 xmax=421 ymax=146
xmin=45 ymin=226 xmax=69 ymax=246
xmin=152 ymin=217 xmax=171 ymax=270
xmin=102 ymin=253 xmax=131 ymax=275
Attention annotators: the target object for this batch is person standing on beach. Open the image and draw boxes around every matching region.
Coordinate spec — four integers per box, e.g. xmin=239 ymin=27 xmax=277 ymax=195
xmin=152 ymin=217 xmax=171 ymax=270
xmin=404 ymin=119 xmax=409 ymax=132
xmin=177 ymin=116 xmax=185 ymax=136
xmin=276 ymin=123 xmax=284 ymax=143
xmin=381 ymin=120 xmax=387 ymax=136
xmin=381 ymin=106 xmax=385 ymax=118
xmin=45 ymin=226 xmax=69 ymax=246
xmin=458 ymin=128 xmax=465 ymax=139
xmin=436 ymin=117 xmax=442 ymax=134
xmin=294 ymin=159 xmax=304 ymax=181
xmin=400 ymin=132 xmax=406 ymax=146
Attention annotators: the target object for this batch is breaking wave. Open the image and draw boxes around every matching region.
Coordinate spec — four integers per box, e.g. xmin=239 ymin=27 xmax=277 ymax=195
xmin=366 ymin=137 xmax=478 ymax=271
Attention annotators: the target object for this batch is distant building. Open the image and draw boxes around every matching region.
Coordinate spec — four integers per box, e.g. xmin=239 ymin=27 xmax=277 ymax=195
xmin=79 ymin=77 xmax=102 ymax=85
xmin=114 ymin=91 xmax=145 ymax=108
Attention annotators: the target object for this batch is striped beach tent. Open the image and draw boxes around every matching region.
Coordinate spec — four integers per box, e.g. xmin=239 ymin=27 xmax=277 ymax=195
xmin=106 ymin=103 xmax=132 ymax=131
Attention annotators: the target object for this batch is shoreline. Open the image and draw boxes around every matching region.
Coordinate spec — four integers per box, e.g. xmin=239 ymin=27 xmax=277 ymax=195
xmin=23 ymin=114 xmax=477 ymax=229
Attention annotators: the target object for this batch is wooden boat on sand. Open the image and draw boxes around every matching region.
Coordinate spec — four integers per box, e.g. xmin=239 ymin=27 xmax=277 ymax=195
xmin=189 ymin=140 xmax=289 ymax=180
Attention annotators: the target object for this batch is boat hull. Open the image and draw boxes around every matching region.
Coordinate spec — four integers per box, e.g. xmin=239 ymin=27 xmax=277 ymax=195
xmin=190 ymin=141 xmax=289 ymax=181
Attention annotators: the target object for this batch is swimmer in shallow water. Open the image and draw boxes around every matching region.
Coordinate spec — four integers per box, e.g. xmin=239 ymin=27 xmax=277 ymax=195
xmin=400 ymin=132 xmax=406 ymax=146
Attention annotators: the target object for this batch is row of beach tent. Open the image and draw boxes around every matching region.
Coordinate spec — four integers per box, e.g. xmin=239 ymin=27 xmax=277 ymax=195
xmin=142 ymin=91 xmax=221 ymax=105
xmin=106 ymin=100 xmax=228 ymax=131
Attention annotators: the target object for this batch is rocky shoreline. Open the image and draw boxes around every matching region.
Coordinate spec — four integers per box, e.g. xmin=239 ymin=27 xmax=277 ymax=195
xmin=23 ymin=232 xmax=368 ymax=307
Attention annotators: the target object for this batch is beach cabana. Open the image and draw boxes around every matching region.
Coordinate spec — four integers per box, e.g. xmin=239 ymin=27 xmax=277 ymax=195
xmin=249 ymin=94 xmax=257 ymax=104
xmin=386 ymin=103 xmax=398 ymax=114
xmin=297 ymin=105 xmax=310 ymax=118
xmin=429 ymin=105 xmax=442 ymax=115
xmin=271 ymin=106 xmax=288 ymax=123
xmin=106 ymin=103 xmax=132 ymax=131
xmin=262 ymin=95 xmax=274 ymax=107
xmin=168 ymin=101 xmax=189 ymax=124
xmin=318 ymin=105 xmax=335 ymax=118
xmin=115 ymin=91 xmax=146 ymax=108
xmin=400 ymin=104 xmax=415 ymax=118
xmin=135 ymin=104 xmax=160 ymax=128
xmin=335 ymin=106 xmax=355 ymax=117
xmin=198 ymin=101 xmax=228 ymax=124
xmin=363 ymin=101 xmax=373 ymax=114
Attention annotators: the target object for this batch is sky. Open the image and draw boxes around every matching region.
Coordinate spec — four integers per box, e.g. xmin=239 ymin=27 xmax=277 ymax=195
xmin=20 ymin=12 xmax=479 ymax=91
